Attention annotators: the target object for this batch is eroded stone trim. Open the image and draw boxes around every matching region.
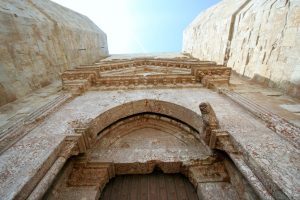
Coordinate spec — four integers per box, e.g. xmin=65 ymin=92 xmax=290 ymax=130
xmin=187 ymin=161 xmax=230 ymax=187
xmin=95 ymin=75 xmax=197 ymax=88
xmin=61 ymin=59 xmax=231 ymax=94
xmin=209 ymin=130 xmax=238 ymax=154
xmin=198 ymin=102 xmax=275 ymax=199
xmin=67 ymin=120 xmax=95 ymax=153
xmin=0 ymin=93 xmax=72 ymax=155
xmin=205 ymin=131 xmax=275 ymax=200
xmin=193 ymin=67 xmax=232 ymax=89
xmin=26 ymin=135 xmax=84 ymax=200
xmin=229 ymin=154 xmax=275 ymax=200
xmin=92 ymin=58 xmax=216 ymax=70
xmin=27 ymin=157 xmax=67 ymax=200
xmin=85 ymin=99 xmax=206 ymax=146
xmin=64 ymin=159 xmax=221 ymax=191
xmin=67 ymin=162 xmax=114 ymax=192
xmin=220 ymin=89 xmax=300 ymax=149
xmin=96 ymin=113 xmax=200 ymax=140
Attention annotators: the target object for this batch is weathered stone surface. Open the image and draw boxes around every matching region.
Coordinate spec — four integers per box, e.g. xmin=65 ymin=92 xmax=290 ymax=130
xmin=183 ymin=0 xmax=300 ymax=98
xmin=224 ymin=158 xmax=260 ymax=200
xmin=0 ymin=0 xmax=299 ymax=198
xmin=89 ymin=114 xmax=210 ymax=164
xmin=45 ymin=162 xmax=102 ymax=200
xmin=1 ymin=86 xmax=299 ymax=199
xmin=0 ymin=0 xmax=109 ymax=106
xmin=0 ymin=52 xmax=299 ymax=199
xmin=197 ymin=182 xmax=240 ymax=200
xmin=183 ymin=0 xmax=248 ymax=64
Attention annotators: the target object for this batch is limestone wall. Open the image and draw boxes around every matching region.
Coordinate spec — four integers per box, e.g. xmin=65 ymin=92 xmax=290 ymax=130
xmin=182 ymin=0 xmax=248 ymax=64
xmin=0 ymin=0 xmax=109 ymax=106
xmin=183 ymin=0 xmax=300 ymax=98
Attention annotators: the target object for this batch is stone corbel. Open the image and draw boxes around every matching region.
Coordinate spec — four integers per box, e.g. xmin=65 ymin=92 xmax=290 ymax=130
xmin=66 ymin=120 xmax=95 ymax=154
xmin=209 ymin=129 xmax=238 ymax=154
xmin=199 ymin=102 xmax=238 ymax=154
xmin=74 ymin=126 xmax=93 ymax=150
xmin=59 ymin=138 xmax=80 ymax=159
xmin=199 ymin=102 xmax=220 ymax=144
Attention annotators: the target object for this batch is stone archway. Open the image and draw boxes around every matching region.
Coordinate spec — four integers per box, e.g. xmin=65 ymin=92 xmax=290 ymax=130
xmin=66 ymin=99 xmax=210 ymax=156
xmin=44 ymin=100 xmax=260 ymax=200
xmin=88 ymin=99 xmax=206 ymax=141
xmin=86 ymin=112 xmax=212 ymax=172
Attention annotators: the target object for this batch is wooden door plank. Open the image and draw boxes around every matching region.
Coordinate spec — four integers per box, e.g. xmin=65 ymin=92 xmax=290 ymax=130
xmin=140 ymin=174 xmax=148 ymax=200
xmin=174 ymin=174 xmax=188 ymax=200
xmin=165 ymin=174 xmax=178 ymax=200
xmin=120 ymin=174 xmax=130 ymax=200
xmin=158 ymin=172 xmax=168 ymax=200
xmin=110 ymin=176 xmax=123 ymax=200
xmin=148 ymin=173 xmax=159 ymax=200
xmin=129 ymin=175 xmax=139 ymax=200
xmin=99 ymin=172 xmax=199 ymax=200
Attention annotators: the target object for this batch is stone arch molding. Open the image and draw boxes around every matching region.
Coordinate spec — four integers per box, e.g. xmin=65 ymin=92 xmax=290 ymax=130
xmin=91 ymin=99 xmax=205 ymax=135
xmin=86 ymin=112 xmax=212 ymax=164
xmin=61 ymin=99 xmax=237 ymax=159
xmin=63 ymin=99 xmax=214 ymax=157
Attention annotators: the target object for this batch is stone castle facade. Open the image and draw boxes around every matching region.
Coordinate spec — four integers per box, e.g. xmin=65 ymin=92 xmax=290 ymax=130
xmin=0 ymin=0 xmax=299 ymax=200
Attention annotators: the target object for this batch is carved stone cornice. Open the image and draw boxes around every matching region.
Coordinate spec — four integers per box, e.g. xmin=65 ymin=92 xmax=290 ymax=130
xmin=192 ymin=66 xmax=232 ymax=88
xmin=61 ymin=58 xmax=232 ymax=94
xmin=95 ymin=75 xmax=197 ymax=89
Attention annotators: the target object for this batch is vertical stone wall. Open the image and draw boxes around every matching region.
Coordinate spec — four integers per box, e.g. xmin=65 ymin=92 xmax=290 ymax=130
xmin=183 ymin=0 xmax=300 ymax=98
xmin=0 ymin=0 xmax=109 ymax=106
xmin=182 ymin=0 xmax=248 ymax=65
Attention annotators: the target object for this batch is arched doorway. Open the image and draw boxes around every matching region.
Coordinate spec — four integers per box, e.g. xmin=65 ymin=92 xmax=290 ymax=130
xmin=45 ymin=99 xmax=259 ymax=200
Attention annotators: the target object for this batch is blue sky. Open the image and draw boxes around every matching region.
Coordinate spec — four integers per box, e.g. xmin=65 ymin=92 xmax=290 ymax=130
xmin=51 ymin=0 xmax=220 ymax=54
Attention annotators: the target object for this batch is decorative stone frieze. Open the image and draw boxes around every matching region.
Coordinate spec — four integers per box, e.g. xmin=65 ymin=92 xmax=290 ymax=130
xmin=62 ymin=58 xmax=231 ymax=94
xmin=192 ymin=66 xmax=232 ymax=88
